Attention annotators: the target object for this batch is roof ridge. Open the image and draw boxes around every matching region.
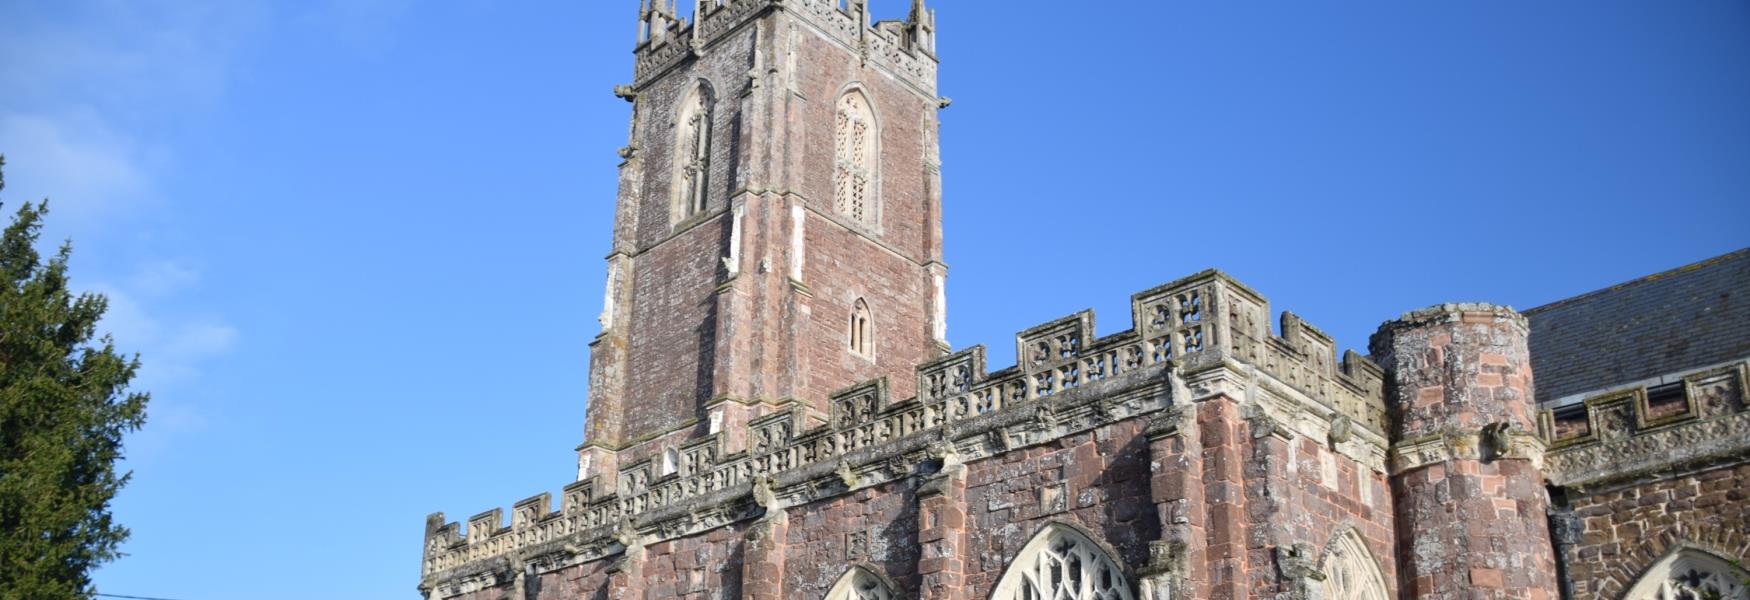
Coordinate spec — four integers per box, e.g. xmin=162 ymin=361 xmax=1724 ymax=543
xmin=1523 ymin=247 xmax=1749 ymax=315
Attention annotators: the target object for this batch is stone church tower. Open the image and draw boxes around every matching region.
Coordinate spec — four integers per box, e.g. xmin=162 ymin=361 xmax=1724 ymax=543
xmin=581 ymin=0 xmax=948 ymax=496
xmin=420 ymin=3 xmax=1750 ymax=599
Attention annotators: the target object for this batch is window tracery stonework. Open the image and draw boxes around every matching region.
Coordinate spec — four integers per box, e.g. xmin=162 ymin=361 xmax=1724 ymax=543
xmin=672 ymin=84 xmax=712 ymax=224
xmin=1319 ymin=529 xmax=1390 ymax=600
xmin=1627 ymin=549 xmax=1750 ymax=600
xmin=994 ymin=525 xmax=1135 ymax=600
xmin=824 ymin=567 xmax=895 ymax=600
xmin=833 ymin=91 xmax=876 ymax=227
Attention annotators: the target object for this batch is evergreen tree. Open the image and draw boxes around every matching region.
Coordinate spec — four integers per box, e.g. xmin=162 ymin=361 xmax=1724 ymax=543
xmin=0 ymin=155 xmax=150 ymax=600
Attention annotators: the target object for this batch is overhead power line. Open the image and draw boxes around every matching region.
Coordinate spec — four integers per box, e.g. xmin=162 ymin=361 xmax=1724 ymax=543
xmin=96 ymin=593 xmax=187 ymax=600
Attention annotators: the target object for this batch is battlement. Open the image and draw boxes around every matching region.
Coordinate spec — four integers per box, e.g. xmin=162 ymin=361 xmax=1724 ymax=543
xmin=421 ymin=269 xmax=1384 ymax=585
xmin=1540 ymin=358 xmax=1750 ymax=489
xmin=632 ymin=0 xmax=938 ymax=93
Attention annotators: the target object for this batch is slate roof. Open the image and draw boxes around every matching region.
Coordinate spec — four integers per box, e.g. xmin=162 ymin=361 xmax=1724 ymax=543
xmin=1525 ymin=248 xmax=1750 ymax=405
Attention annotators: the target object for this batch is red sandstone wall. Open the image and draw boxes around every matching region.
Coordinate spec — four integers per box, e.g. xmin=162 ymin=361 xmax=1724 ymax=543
xmin=1279 ymin=435 xmax=1397 ymax=594
xmin=625 ymin=217 xmax=730 ymax=438
xmin=605 ymin=15 xmax=943 ymax=443
xmin=438 ymin=400 xmax=1403 ymax=600
xmin=782 ymin=482 xmax=922 ymax=596
xmin=531 ymin=562 xmax=612 ymax=599
xmin=791 ymin=26 xmax=936 ymax=262
xmin=801 ymin=217 xmax=931 ymax=404
xmin=611 ymin=23 xmax=761 ymax=441
xmin=961 ymin=421 xmax=1159 ymax=595
xmin=1562 ymin=463 xmax=1750 ymax=598
xmin=786 ymin=20 xmax=939 ymax=407
xmin=629 ymin=524 xmax=749 ymax=596
xmin=628 ymin=32 xmax=753 ymax=251
xmin=1392 ymin=457 xmax=1552 ymax=596
xmin=1199 ymin=398 xmax=1398 ymax=600
xmin=1373 ymin=306 xmax=1558 ymax=599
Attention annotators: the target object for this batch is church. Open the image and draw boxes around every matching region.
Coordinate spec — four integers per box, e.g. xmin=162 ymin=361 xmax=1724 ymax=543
xmin=418 ymin=2 xmax=1750 ymax=598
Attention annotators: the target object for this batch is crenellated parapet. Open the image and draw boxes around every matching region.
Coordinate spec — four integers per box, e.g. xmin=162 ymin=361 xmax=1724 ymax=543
xmin=420 ymin=270 xmax=1384 ymax=595
xmin=632 ymin=0 xmax=938 ymax=93
xmin=1540 ymin=359 xmax=1750 ymax=490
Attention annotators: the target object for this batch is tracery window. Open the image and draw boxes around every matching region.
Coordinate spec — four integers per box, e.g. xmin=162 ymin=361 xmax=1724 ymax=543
xmin=1320 ymin=529 xmax=1390 ymax=600
xmin=824 ymin=566 xmax=895 ymax=600
xmin=672 ymin=83 xmax=713 ymax=224
xmin=849 ymin=298 xmax=874 ymax=358
xmin=993 ymin=524 xmax=1134 ymax=600
xmin=833 ymin=90 xmax=876 ymax=226
xmin=1627 ymin=548 xmax=1750 ymax=600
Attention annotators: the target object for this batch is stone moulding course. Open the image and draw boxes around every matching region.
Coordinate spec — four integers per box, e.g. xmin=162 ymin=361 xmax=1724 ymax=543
xmin=1541 ymin=359 xmax=1750 ymax=490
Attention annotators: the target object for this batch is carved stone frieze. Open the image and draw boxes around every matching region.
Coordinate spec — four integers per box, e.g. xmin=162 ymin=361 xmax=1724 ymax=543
xmin=1545 ymin=410 xmax=1750 ymax=488
xmin=1389 ymin=428 xmax=1547 ymax=474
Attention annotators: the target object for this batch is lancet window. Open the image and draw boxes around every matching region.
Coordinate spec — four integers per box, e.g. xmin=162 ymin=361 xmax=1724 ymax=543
xmin=849 ymin=299 xmax=874 ymax=358
xmin=833 ymin=90 xmax=876 ymax=226
xmin=993 ymin=524 xmax=1134 ymax=600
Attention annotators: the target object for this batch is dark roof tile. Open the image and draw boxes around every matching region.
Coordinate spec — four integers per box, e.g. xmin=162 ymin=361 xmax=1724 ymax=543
xmin=1525 ymin=248 xmax=1750 ymax=403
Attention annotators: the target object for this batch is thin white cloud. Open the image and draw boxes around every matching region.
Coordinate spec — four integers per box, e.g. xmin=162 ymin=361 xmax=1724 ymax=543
xmin=93 ymin=269 xmax=237 ymax=463
xmin=0 ymin=1 xmax=266 ymax=113
xmin=162 ymin=322 xmax=240 ymax=361
xmin=94 ymin=267 xmax=240 ymax=391
xmin=0 ymin=0 xmax=267 ymax=225
xmin=0 ymin=112 xmax=151 ymax=221
xmin=129 ymin=260 xmax=202 ymax=297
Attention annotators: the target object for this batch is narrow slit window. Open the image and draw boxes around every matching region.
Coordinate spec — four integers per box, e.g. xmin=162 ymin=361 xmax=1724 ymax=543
xmin=850 ymin=299 xmax=873 ymax=358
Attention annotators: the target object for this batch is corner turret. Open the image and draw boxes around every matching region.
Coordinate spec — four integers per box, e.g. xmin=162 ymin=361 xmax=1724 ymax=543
xmin=1371 ymin=304 xmax=1558 ymax=598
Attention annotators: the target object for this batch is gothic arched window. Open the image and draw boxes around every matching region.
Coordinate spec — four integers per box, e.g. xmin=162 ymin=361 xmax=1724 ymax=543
xmin=824 ymin=566 xmax=896 ymax=600
xmin=833 ymin=89 xmax=877 ymax=226
xmin=993 ymin=523 xmax=1135 ymax=600
xmin=1626 ymin=547 xmax=1750 ymax=600
xmin=672 ymin=82 xmax=713 ymax=224
xmin=1320 ymin=529 xmax=1390 ymax=600
xmin=849 ymin=298 xmax=874 ymax=358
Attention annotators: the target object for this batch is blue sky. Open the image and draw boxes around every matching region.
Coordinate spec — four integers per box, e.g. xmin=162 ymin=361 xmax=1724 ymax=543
xmin=1 ymin=1 xmax=1745 ymax=598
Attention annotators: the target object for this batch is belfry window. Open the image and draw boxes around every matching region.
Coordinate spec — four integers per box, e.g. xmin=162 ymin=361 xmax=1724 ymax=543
xmin=993 ymin=524 xmax=1134 ymax=600
xmin=833 ymin=90 xmax=876 ymax=226
xmin=849 ymin=299 xmax=873 ymax=358
xmin=673 ymin=83 xmax=713 ymax=224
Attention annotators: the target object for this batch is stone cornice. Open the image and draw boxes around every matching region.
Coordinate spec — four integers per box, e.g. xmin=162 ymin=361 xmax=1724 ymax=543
xmin=1540 ymin=360 xmax=1749 ymax=491
xmin=1545 ymin=410 xmax=1750 ymax=491
xmin=1387 ymin=427 xmax=1547 ymax=475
